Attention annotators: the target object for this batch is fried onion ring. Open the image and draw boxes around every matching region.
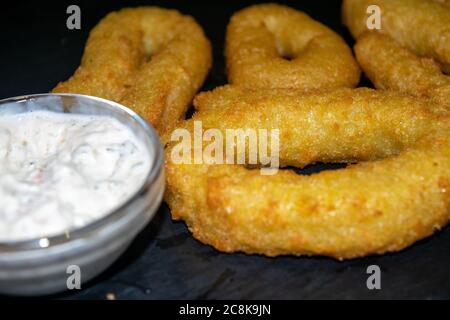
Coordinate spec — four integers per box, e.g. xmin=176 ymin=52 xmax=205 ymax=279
xmin=342 ymin=0 xmax=450 ymax=72
xmin=165 ymin=86 xmax=450 ymax=259
xmin=225 ymin=4 xmax=360 ymax=90
xmin=53 ymin=7 xmax=212 ymax=133
xmin=355 ymin=32 xmax=450 ymax=110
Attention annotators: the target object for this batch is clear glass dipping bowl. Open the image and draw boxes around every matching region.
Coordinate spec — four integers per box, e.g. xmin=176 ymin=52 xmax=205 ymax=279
xmin=0 ymin=94 xmax=164 ymax=296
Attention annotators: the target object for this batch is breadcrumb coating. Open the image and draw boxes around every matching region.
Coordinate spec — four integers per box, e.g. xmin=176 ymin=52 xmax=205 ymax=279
xmin=53 ymin=7 xmax=212 ymax=134
xmin=226 ymin=4 xmax=360 ymax=90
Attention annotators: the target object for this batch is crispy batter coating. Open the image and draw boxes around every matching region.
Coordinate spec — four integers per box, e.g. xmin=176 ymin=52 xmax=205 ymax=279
xmin=225 ymin=4 xmax=360 ymax=90
xmin=355 ymin=33 xmax=450 ymax=109
xmin=165 ymin=86 xmax=450 ymax=259
xmin=53 ymin=7 xmax=212 ymax=133
xmin=435 ymin=0 xmax=450 ymax=7
xmin=342 ymin=0 xmax=450 ymax=71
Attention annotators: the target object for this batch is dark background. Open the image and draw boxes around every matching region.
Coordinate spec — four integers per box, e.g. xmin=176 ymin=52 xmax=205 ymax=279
xmin=1 ymin=0 xmax=449 ymax=299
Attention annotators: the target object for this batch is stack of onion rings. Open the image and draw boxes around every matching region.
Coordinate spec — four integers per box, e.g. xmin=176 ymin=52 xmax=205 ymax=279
xmin=55 ymin=4 xmax=450 ymax=260
xmin=165 ymin=3 xmax=450 ymax=259
xmin=166 ymin=86 xmax=450 ymax=259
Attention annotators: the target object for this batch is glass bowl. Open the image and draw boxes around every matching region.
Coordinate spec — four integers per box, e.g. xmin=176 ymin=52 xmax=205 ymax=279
xmin=0 ymin=93 xmax=164 ymax=296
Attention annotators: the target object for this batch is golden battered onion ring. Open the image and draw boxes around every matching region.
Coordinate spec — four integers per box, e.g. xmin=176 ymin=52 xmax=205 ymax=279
xmin=165 ymin=86 xmax=450 ymax=259
xmin=225 ymin=4 xmax=360 ymax=90
xmin=53 ymin=7 xmax=212 ymax=133
xmin=342 ymin=0 xmax=450 ymax=72
xmin=355 ymin=32 xmax=450 ymax=110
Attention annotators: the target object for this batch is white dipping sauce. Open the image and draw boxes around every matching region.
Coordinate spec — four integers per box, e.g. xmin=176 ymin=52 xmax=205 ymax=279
xmin=0 ymin=110 xmax=152 ymax=242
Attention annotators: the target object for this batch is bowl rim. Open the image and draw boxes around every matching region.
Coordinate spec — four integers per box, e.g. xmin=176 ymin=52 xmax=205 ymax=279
xmin=0 ymin=93 xmax=164 ymax=251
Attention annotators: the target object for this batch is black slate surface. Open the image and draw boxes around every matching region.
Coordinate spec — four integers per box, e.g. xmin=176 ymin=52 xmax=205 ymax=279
xmin=1 ymin=0 xmax=449 ymax=300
